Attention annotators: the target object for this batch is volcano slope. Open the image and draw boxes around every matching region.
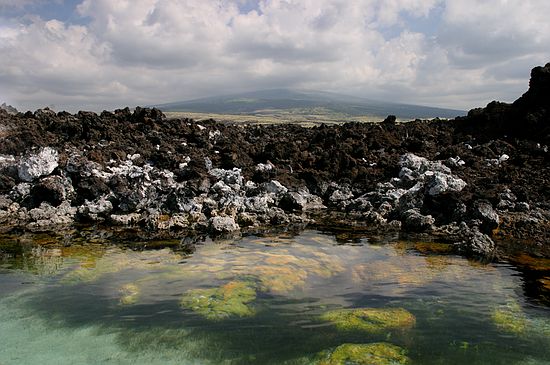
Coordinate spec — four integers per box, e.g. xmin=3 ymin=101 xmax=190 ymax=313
xmin=1 ymin=63 xmax=549 ymax=258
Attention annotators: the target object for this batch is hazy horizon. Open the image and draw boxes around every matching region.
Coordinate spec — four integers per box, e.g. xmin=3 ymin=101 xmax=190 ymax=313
xmin=1 ymin=0 xmax=549 ymax=113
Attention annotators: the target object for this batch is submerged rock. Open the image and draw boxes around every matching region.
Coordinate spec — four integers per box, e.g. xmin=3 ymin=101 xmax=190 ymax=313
xmin=492 ymin=301 xmax=528 ymax=335
xmin=316 ymin=343 xmax=410 ymax=365
xmin=119 ymin=283 xmax=140 ymax=305
xmin=180 ymin=281 xmax=256 ymax=320
xmin=320 ymin=307 xmax=416 ymax=333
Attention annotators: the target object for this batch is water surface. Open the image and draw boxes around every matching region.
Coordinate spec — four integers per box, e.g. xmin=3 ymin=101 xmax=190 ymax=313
xmin=0 ymin=230 xmax=549 ymax=364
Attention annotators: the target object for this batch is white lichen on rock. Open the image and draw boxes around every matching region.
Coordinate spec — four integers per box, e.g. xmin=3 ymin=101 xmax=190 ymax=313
xmin=18 ymin=147 xmax=59 ymax=182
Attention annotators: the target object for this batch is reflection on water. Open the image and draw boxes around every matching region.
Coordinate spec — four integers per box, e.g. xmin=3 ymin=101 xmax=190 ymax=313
xmin=0 ymin=230 xmax=549 ymax=365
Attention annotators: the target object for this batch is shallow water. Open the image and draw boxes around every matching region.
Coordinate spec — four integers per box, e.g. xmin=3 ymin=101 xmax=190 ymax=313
xmin=0 ymin=230 xmax=549 ymax=364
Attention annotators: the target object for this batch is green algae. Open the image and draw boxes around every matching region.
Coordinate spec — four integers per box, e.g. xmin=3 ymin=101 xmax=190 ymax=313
xmin=394 ymin=241 xmax=454 ymax=254
xmin=320 ymin=308 xmax=415 ymax=333
xmin=317 ymin=343 xmax=410 ymax=365
xmin=413 ymin=242 xmax=454 ymax=254
xmin=180 ymin=281 xmax=257 ymax=320
xmin=491 ymin=299 xmax=550 ymax=341
xmin=510 ymin=254 xmax=550 ymax=271
xmin=492 ymin=300 xmax=528 ymax=335
xmin=119 ymin=283 xmax=140 ymax=305
xmin=2 ymin=230 xmax=550 ymax=364
xmin=54 ymin=235 xmax=347 ymax=311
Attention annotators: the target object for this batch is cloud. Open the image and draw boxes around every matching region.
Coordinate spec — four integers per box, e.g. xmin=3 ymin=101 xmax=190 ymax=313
xmin=0 ymin=17 xmax=113 ymax=105
xmin=0 ymin=0 xmax=549 ymax=112
xmin=76 ymin=0 xmax=238 ymax=69
xmin=440 ymin=0 xmax=550 ymax=68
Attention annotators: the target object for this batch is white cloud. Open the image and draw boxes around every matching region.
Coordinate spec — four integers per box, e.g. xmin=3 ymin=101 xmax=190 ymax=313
xmin=77 ymin=0 xmax=239 ymax=69
xmin=0 ymin=0 xmax=549 ymax=112
xmin=440 ymin=0 xmax=550 ymax=67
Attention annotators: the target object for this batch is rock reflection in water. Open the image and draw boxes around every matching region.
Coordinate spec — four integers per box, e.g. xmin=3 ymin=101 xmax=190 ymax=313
xmin=352 ymin=241 xmax=499 ymax=297
xmin=62 ymin=247 xmax=183 ymax=283
xmin=0 ymin=236 xmax=107 ymax=277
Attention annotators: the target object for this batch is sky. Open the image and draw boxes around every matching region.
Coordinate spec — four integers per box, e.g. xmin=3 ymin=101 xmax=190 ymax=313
xmin=1 ymin=0 xmax=549 ymax=112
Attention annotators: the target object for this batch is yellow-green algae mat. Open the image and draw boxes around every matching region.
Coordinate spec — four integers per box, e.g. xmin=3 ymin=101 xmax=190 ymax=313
xmin=180 ymin=281 xmax=257 ymax=320
xmin=316 ymin=343 xmax=410 ymax=365
xmin=491 ymin=299 xmax=550 ymax=337
xmin=320 ymin=308 xmax=416 ymax=333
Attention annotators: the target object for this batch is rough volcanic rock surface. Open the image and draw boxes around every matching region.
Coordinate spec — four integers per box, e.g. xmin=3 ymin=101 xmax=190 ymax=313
xmin=1 ymin=64 xmax=550 ymax=258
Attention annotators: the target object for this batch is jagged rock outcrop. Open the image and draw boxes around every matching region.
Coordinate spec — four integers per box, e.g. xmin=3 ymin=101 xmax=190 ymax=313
xmin=0 ymin=103 xmax=18 ymax=115
xmin=459 ymin=62 xmax=550 ymax=143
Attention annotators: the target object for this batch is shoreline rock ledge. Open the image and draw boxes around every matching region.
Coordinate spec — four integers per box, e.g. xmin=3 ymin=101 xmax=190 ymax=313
xmin=1 ymin=64 xmax=550 ymax=259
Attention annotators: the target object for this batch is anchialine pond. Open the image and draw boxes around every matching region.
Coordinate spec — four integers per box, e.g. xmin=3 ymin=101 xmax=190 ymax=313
xmin=0 ymin=230 xmax=549 ymax=364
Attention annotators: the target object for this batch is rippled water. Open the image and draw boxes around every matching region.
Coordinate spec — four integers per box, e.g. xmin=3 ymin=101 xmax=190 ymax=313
xmin=0 ymin=230 xmax=549 ymax=364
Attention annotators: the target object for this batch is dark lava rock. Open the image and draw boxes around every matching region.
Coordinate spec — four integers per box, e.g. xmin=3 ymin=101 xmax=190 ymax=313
xmin=27 ymin=175 xmax=73 ymax=208
xmin=0 ymin=63 xmax=550 ymax=258
xmin=473 ymin=200 xmax=500 ymax=233
xmin=455 ymin=224 xmax=496 ymax=258
xmin=401 ymin=208 xmax=435 ymax=232
xmin=457 ymin=62 xmax=550 ymax=143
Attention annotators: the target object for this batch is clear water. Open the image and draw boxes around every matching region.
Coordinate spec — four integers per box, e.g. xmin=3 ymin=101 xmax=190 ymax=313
xmin=0 ymin=230 xmax=549 ymax=365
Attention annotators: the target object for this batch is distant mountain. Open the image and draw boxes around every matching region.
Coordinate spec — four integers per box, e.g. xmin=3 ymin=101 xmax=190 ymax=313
xmin=154 ymin=89 xmax=465 ymax=120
